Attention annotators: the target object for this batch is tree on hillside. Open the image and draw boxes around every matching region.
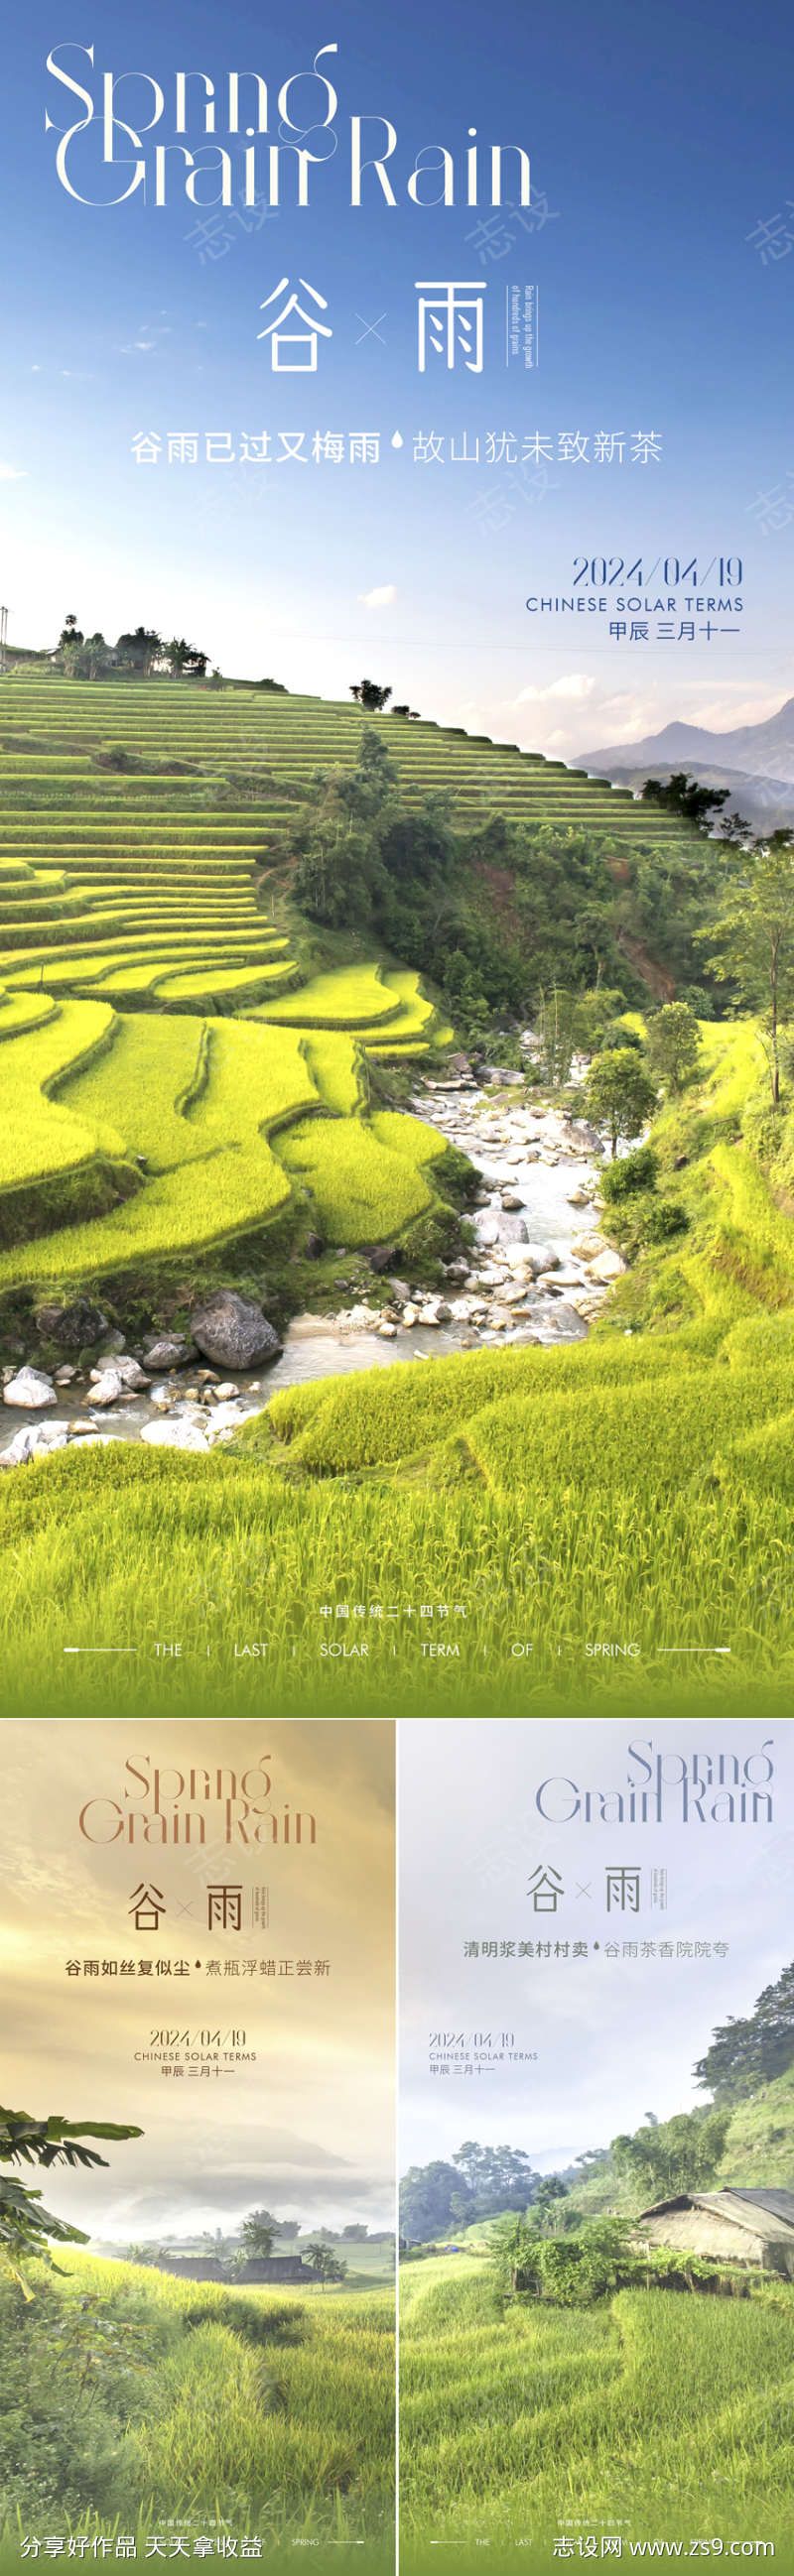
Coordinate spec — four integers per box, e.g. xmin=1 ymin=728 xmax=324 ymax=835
xmin=237 ymin=2209 xmax=277 ymax=2261
xmin=700 ymin=836 xmax=794 ymax=1108
xmin=83 ymin=631 xmax=111 ymax=679
xmin=165 ymin=637 xmax=208 ymax=678
xmin=531 ymin=2176 xmax=570 ymax=2234
xmin=641 ymin=773 xmax=732 ymax=833
xmin=586 ymin=1046 xmax=657 ymax=1157
xmin=349 ymin=677 xmax=392 ymax=711
xmin=400 ymin=2160 xmax=473 ymax=2242
xmin=305 ymin=2240 xmax=347 ymax=2284
xmin=451 ymin=2142 xmax=540 ymax=2212
xmin=694 ymin=1960 xmax=794 ymax=2104
xmin=1 ymin=2106 xmax=143 ymax=2290
xmin=334 ymin=726 xmax=399 ymax=821
xmin=536 ymin=985 xmax=579 ymax=1088
xmin=645 ymin=1001 xmax=702 ymax=1094
xmin=57 ymin=612 xmax=84 ymax=676
xmin=610 ymin=2105 xmax=729 ymax=2201
xmin=115 ymin=626 xmax=163 ymax=676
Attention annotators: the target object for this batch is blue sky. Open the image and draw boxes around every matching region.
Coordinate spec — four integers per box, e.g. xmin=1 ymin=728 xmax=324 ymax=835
xmin=1 ymin=0 xmax=792 ymax=755
xmin=400 ymin=1719 xmax=793 ymax=2172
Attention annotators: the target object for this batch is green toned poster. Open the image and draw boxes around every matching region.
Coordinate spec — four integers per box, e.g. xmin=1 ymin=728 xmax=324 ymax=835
xmin=399 ymin=1718 xmax=794 ymax=2570
xmin=1 ymin=1 xmax=793 ymax=2571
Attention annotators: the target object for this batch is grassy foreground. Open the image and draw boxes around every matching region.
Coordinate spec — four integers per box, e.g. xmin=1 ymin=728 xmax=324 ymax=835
xmin=0 ymin=1318 xmax=792 ymax=1706
xmin=0 ymin=2250 xmax=394 ymax=2568
xmin=399 ymin=2252 xmax=794 ymax=2569
xmin=1 ymin=1016 xmax=793 ymax=1704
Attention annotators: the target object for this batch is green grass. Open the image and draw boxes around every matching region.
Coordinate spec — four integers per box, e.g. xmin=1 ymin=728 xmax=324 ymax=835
xmin=0 ymin=2250 xmax=394 ymax=2557
xmin=277 ymin=1109 xmax=439 ymax=1244
xmin=0 ymin=1018 xmax=320 ymax=1287
xmin=0 ymin=998 xmax=115 ymax=1189
xmin=260 ymin=965 xmax=402 ymax=1029
xmin=304 ymin=1031 xmax=364 ymax=1115
xmin=399 ymin=2252 xmax=794 ymax=2565
xmin=0 ymin=991 xmax=59 ymax=1038
xmin=62 ymin=1014 xmax=209 ymax=1165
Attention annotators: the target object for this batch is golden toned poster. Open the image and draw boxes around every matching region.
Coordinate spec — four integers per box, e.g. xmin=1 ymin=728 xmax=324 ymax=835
xmin=0 ymin=1722 xmax=395 ymax=2576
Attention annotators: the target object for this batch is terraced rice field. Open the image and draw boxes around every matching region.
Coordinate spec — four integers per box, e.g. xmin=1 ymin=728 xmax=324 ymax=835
xmin=0 ymin=666 xmax=696 ymax=1297
xmin=0 ymin=972 xmax=454 ymax=1281
xmin=400 ymin=2254 xmax=794 ymax=2567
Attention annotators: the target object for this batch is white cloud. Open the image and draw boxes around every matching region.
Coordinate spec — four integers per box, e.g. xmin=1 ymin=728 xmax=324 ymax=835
xmin=119 ymin=339 xmax=156 ymax=355
xmin=0 ymin=461 xmax=26 ymax=482
xmin=358 ymin=583 xmax=397 ymax=610
xmin=515 ymin=673 xmax=596 ymax=707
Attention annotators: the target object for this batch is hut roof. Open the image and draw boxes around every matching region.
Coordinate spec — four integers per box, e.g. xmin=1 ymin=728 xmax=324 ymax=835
xmin=636 ymin=2188 xmax=794 ymax=2243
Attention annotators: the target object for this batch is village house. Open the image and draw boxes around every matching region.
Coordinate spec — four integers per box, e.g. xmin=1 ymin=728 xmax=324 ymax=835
xmin=151 ymin=2253 xmax=313 ymax=2285
xmin=634 ymin=2187 xmax=794 ymax=2277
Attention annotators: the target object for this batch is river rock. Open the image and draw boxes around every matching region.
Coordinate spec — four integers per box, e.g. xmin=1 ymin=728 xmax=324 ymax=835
xmin=488 ymin=1305 xmax=512 ymax=1331
xmin=212 ymin=1381 xmax=240 ymax=1402
xmin=191 ymin=1292 xmax=282 ymax=1370
xmin=573 ymin=1233 xmax=608 ymax=1260
xmin=589 ymin=1249 xmax=627 ymax=1283
xmin=378 ymin=1320 xmax=398 ymax=1339
xmin=4 ymin=1367 xmax=57 ymax=1410
xmin=369 ymin=1244 xmax=398 ymax=1274
xmin=141 ymin=1417 xmax=209 ymax=1452
xmin=478 ymin=1218 xmax=501 ymax=1247
xmin=503 ymin=1243 xmax=535 ymax=1275
xmin=34 ymin=1297 xmax=108 ymax=1350
xmin=54 ymin=1364 xmax=77 ymax=1385
xmin=89 ymin=1355 xmax=149 ymax=1392
xmin=67 ymin=1418 xmax=99 ymax=1435
xmin=501 ymin=1190 xmax=525 ymax=1211
xmin=89 ymin=1370 xmax=127 ymax=1408
xmin=539 ymin=1270 xmax=585 ymax=1294
xmin=144 ymin=1335 xmax=195 ymax=1371
xmin=205 ymin=1401 xmax=254 ymax=1438
xmin=568 ymin=1120 xmax=604 ymax=1157
xmin=1 ymin=1421 xmax=69 ymax=1464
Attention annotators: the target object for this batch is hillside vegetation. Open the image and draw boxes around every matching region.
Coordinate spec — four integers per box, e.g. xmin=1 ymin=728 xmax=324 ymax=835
xmin=3 ymin=1006 xmax=794 ymax=1699
xmin=0 ymin=667 xmax=699 ymax=1310
xmin=399 ymin=2251 xmax=794 ymax=2567
xmin=0 ymin=2249 xmax=394 ymax=2564
xmin=0 ymin=672 xmax=792 ymax=1698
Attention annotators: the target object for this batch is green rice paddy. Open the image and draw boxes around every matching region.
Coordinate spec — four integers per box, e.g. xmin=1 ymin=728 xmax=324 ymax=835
xmin=399 ymin=2252 xmax=794 ymax=2568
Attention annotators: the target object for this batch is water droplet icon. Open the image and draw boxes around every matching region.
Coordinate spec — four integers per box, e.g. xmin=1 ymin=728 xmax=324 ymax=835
xmin=391 ymin=431 xmax=404 ymax=449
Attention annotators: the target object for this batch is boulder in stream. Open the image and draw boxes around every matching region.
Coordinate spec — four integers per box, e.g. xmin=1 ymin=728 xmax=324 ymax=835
xmin=191 ymin=1292 xmax=282 ymax=1370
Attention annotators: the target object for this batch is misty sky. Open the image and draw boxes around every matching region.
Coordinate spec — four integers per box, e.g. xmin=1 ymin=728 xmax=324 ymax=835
xmin=1 ymin=1720 xmax=395 ymax=2238
xmin=0 ymin=0 xmax=791 ymax=755
xmin=399 ymin=1717 xmax=793 ymax=2176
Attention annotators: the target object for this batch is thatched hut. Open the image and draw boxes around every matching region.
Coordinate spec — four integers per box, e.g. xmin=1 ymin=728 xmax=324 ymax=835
xmin=154 ymin=2253 xmax=312 ymax=2284
xmin=633 ymin=2187 xmax=794 ymax=2276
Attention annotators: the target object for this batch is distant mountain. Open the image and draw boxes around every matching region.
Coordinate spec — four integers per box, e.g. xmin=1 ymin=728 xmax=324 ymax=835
xmin=581 ymin=696 xmax=794 ymax=784
xmin=579 ymin=696 xmax=794 ymax=831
